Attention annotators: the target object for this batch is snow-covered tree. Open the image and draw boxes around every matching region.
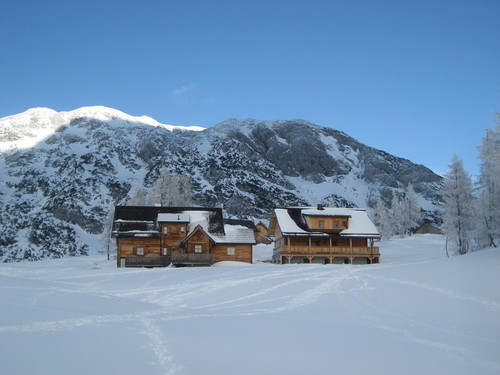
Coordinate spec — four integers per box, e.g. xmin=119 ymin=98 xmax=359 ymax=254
xmin=372 ymin=185 xmax=424 ymax=240
xmin=147 ymin=167 xmax=192 ymax=206
xmin=476 ymin=117 xmax=500 ymax=247
xmin=101 ymin=204 xmax=116 ymax=260
xmin=440 ymin=155 xmax=475 ymax=255
xmin=126 ymin=182 xmax=146 ymax=206
xmin=390 ymin=191 xmax=406 ymax=238
xmin=402 ymin=183 xmax=423 ymax=235
xmin=372 ymin=196 xmax=392 ymax=239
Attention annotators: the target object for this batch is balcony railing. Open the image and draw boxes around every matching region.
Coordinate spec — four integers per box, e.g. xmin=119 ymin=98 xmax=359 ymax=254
xmin=125 ymin=256 xmax=171 ymax=267
xmin=280 ymin=246 xmax=379 ymax=255
xmin=124 ymin=254 xmax=213 ymax=267
xmin=171 ymin=253 xmax=212 ymax=266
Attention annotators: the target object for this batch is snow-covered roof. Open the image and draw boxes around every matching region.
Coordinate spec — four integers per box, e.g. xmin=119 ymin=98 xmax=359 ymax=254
xmin=157 ymin=213 xmax=190 ymax=222
xmin=211 ymin=225 xmax=256 ymax=244
xmin=338 ymin=209 xmax=379 ymax=237
xmin=187 ymin=210 xmax=212 ymax=233
xmin=274 ymin=208 xmax=310 ymax=235
xmin=274 ymin=207 xmax=379 ymax=238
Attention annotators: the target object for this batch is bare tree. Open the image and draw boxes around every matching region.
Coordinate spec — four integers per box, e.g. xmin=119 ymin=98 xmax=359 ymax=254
xmin=126 ymin=182 xmax=146 ymax=206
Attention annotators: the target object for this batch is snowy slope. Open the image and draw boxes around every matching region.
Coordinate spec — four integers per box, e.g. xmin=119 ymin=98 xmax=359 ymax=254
xmin=0 ymin=107 xmax=442 ymax=261
xmin=0 ymin=235 xmax=498 ymax=375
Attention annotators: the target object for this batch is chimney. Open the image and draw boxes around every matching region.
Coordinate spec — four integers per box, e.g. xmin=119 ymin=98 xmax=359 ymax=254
xmin=317 ymin=204 xmax=324 ymax=211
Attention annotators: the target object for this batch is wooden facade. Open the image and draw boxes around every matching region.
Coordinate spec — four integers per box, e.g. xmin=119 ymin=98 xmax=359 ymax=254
xmin=113 ymin=206 xmax=255 ymax=267
xmin=414 ymin=222 xmax=444 ymax=235
xmin=269 ymin=207 xmax=380 ymax=265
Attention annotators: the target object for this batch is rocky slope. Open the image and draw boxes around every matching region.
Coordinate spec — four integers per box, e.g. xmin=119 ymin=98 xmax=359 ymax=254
xmin=0 ymin=106 xmax=442 ymax=261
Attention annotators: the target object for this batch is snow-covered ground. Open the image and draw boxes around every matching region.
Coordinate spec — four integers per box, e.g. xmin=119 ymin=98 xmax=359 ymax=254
xmin=1 ymin=235 xmax=499 ymax=375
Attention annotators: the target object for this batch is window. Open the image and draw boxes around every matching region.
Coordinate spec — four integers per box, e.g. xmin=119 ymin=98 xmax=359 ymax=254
xmin=334 ymin=221 xmax=339 ymax=228
xmin=319 ymin=220 xmax=325 ymax=228
xmin=180 ymin=226 xmax=185 ymax=233
xmin=135 ymin=247 xmax=145 ymax=256
xmin=162 ymin=248 xmax=167 ymax=256
xmin=194 ymin=244 xmax=203 ymax=253
xmin=227 ymin=247 xmax=235 ymax=256
xmin=163 ymin=226 xmax=168 ymax=234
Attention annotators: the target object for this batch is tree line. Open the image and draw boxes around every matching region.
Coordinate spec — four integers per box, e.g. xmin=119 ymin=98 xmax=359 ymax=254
xmin=373 ymin=115 xmax=499 ymax=256
xmin=440 ymin=116 xmax=499 ymax=255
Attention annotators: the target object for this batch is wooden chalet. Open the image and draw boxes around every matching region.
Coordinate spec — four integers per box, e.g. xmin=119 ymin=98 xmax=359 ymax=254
xmin=269 ymin=206 xmax=380 ymax=264
xmin=112 ymin=206 xmax=256 ymax=267
xmin=413 ymin=221 xmax=444 ymax=235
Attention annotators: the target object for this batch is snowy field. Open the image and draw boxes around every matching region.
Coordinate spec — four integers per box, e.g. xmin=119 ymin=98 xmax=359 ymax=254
xmin=1 ymin=234 xmax=499 ymax=375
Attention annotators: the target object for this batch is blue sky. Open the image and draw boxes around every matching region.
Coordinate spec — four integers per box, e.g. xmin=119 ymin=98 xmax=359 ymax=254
xmin=1 ymin=0 xmax=498 ymax=177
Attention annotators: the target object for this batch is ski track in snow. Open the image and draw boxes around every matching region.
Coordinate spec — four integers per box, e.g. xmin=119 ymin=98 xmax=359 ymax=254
xmin=0 ymin=267 xmax=359 ymax=334
xmin=140 ymin=319 xmax=182 ymax=375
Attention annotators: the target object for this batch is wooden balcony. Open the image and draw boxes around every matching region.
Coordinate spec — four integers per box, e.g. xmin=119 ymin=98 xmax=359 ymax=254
xmin=282 ymin=246 xmax=379 ymax=255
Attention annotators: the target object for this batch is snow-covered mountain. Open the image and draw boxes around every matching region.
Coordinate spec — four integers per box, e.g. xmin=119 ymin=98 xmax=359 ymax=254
xmin=0 ymin=106 xmax=442 ymax=261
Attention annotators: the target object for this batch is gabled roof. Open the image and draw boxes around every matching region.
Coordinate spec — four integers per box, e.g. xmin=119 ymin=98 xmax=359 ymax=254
xmin=181 ymin=224 xmax=216 ymax=245
xmin=272 ymin=207 xmax=379 ymax=238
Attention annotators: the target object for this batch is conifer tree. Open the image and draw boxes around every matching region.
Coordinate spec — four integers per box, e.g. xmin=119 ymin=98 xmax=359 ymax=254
xmin=476 ymin=117 xmax=500 ymax=247
xmin=440 ymin=155 xmax=475 ymax=255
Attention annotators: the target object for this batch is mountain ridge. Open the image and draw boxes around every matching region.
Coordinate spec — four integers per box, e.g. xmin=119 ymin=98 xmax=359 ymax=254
xmin=0 ymin=106 xmax=442 ymax=261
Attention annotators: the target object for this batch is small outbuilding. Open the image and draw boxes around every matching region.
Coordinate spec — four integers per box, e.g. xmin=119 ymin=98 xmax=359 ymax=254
xmin=413 ymin=221 xmax=444 ymax=235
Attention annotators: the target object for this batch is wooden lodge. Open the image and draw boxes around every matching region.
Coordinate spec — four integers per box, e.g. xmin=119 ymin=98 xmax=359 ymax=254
xmin=269 ymin=206 xmax=380 ymax=264
xmin=112 ymin=206 xmax=256 ymax=267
